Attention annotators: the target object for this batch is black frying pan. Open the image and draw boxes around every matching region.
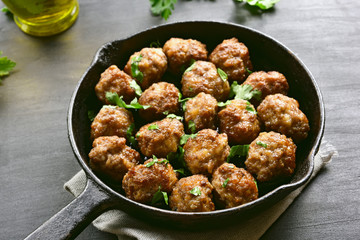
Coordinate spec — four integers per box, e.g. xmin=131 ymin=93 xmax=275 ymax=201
xmin=25 ymin=21 xmax=325 ymax=240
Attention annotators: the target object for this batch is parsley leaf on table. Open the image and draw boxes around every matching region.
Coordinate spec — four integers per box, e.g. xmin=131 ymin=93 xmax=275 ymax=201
xmin=0 ymin=51 xmax=16 ymax=84
xmin=234 ymin=0 xmax=280 ymax=10
xmin=149 ymin=0 xmax=177 ymax=20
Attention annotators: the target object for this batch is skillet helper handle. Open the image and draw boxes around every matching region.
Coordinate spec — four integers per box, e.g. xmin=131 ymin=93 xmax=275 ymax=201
xmin=24 ymin=178 xmax=115 ymax=240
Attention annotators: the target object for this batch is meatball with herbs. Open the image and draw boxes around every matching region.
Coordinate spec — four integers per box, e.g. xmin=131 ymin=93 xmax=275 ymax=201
xmin=139 ymin=82 xmax=180 ymax=121
xmin=242 ymin=71 xmax=289 ymax=100
xmin=122 ymin=158 xmax=178 ymax=203
xmin=169 ymin=175 xmax=215 ymax=212
xmin=209 ymin=37 xmax=252 ymax=82
xmin=89 ymin=136 xmax=140 ymax=183
xmin=257 ymin=93 xmax=310 ymax=142
xmin=184 ymin=92 xmax=218 ymax=132
xmin=124 ymin=47 xmax=167 ymax=90
xmin=136 ymin=118 xmax=184 ymax=158
xmin=181 ymin=60 xmax=230 ymax=102
xmin=95 ymin=65 xmax=136 ymax=104
xmin=212 ymin=163 xmax=258 ymax=209
xmin=90 ymin=106 xmax=134 ymax=140
xmin=245 ymin=131 xmax=297 ymax=182
xmin=163 ymin=38 xmax=208 ymax=74
xmin=183 ymin=129 xmax=230 ymax=176
xmin=218 ymin=99 xmax=261 ymax=145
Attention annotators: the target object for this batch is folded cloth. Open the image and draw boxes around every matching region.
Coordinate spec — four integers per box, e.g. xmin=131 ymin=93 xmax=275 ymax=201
xmin=64 ymin=141 xmax=337 ymax=240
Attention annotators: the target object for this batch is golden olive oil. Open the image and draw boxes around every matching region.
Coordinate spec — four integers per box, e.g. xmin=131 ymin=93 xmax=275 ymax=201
xmin=2 ymin=0 xmax=79 ymax=36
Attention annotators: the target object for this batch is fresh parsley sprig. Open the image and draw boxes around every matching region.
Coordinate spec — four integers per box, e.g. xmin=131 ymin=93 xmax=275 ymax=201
xmin=151 ymin=186 xmax=169 ymax=205
xmin=130 ymin=80 xmax=143 ymax=97
xmin=0 ymin=51 xmax=16 ymax=84
xmin=227 ymin=144 xmax=250 ymax=162
xmin=105 ymin=92 xmax=150 ymax=110
xmin=145 ymin=155 xmax=169 ymax=167
xmin=234 ymin=0 xmax=280 ymax=10
xmin=149 ymin=0 xmax=177 ymax=20
xmin=189 ymin=186 xmax=201 ymax=196
xmin=230 ymin=82 xmax=262 ymax=101
xmin=131 ymin=55 xmax=144 ymax=83
xmin=180 ymin=133 xmax=197 ymax=145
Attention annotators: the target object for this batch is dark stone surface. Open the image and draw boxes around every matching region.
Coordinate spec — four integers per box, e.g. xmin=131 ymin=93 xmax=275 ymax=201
xmin=0 ymin=0 xmax=359 ymax=239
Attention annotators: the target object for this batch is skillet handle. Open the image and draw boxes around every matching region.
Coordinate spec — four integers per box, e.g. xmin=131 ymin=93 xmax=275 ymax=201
xmin=24 ymin=177 xmax=116 ymax=240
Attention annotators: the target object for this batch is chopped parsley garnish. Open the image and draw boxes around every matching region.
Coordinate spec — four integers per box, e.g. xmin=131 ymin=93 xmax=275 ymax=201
xmin=254 ymin=178 xmax=258 ymax=190
xmin=230 ymin=82 xmax=262 ymax=101
xmin=217 ymin=68 xmax=228 ymax=82
xmin=148 ymin=124 xmax=159 ymax=130
xmin=130 ymin=55 xmax=143 ymax=83
xmin=150 ymin=40 xmax=161 ymax=48
xmin=167 ymin=146 xmax=188 ymax=174
xmin=0 ymin=51 xmax=16 ymax=84
xmin=174 ymin=168 xmax=186 ymax=176
xmin=87 ymin=110 xmax=96 ymax=122
xmin=227 ymin=144 xmax=250 ymax=162
xmin=189 ymin=186 xmax=201 ymax=196
xmin=256 ymin=141 xmax=268 ymax=148
xmin=188 ymin=120 xmax=196 ymax=133
xmin=217 ymin=100 xmax=232 ymax=107
xmin=234 ymin=0 xmax=280 ymax=10
xmin=184 ymin=60 xmax=196 ymax=73
xmin=149 ymin=0 xmax=177 ymax=20
xmin=130 ymin=80 xmax=143 ymax=97
xmin=145 ymin=155 xmax=169 ymax=167
xmin=166 ymin=114 xmax=183 ymax=121
xmin=180 ymin=133 xmax=197 ymax=145
xmin=126 ymin=123 xmax=137 ymax=146
xmin=151 ymin=186 xmax=169 ymax=205
xmin=222 ymin=178 xmax=230 ymax=188
xmin=246 ymin=67 xmax=253 ymax=74
xmin=105 ymin=92 xmax=150 ymax=109
xmin=245 ymin=101 xmax=257 ymax=114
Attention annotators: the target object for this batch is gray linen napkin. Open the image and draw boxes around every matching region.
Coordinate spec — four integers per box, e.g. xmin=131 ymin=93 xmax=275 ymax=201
xmin=64 ymin=141 xmax=337 ymax=240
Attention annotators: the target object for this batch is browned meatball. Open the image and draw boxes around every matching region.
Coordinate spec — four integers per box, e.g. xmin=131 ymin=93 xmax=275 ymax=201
xmin=184 ymin=92 xmax=218 ymax=132
xmin=122 ymin=158 xmax=178 ymax=203
xmin=88 ymin=136 xmax=140 ymax=183
xmin=95 ymin=65 xmax=136 ymax=104
xmin=257 ymin=94 xmax=310 ymax=142
xmin=242 ymin=71 xmax=289 ymax=100
xmin=138 ymin=82 xmax=180 ymax=121
xmin=245 ymin=131 xmax=296 ymax=182
xmin=90 ymin=106 xmax=134 ymax=140
xmin=136 ymin=118 xmax=184 ymax=158
xmin=183 ymin=129 xmax=230 ymax=176
xmin=212 ymin=163 xmax=258 ymax=208
xmin=124 ymin=48 xmax=167 ymax=90
xmin=163 ymin=38 xmax=208 ymax=74
xmin=169 ymin=175 xmax=215 ymax=212
xmin=218 ymin=99 xmax=261 ymax=145
xmin=181 ymin=60 xmax=230 ymax=101
xmin=209 ymin=37 xmax=252 ymax=82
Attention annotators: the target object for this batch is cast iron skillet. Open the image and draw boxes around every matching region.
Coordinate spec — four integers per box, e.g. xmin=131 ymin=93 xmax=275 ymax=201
xmin=25 ymin=21 xmax=325 ymax=240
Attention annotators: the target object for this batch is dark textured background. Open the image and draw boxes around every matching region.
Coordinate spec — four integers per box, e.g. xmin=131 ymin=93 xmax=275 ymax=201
xmin=0 ymin=0 xmax=359 ymax=239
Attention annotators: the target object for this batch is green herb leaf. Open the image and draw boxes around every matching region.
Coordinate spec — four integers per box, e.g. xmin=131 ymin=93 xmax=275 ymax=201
xmin=189 ymin=186 xmax=201 ymax=196
xmin=227 ymin=144 xmax=250 ymax=162
xmin=151 ymin=186 xmax=169 ymax=205
xmin=246 ymin=67 xmax=253 ymax=74
xmin=180 ymin=133 xmax=197 ymax=145
xmin=130 ymin=80 xmax=143 ymax=97
xmin=230 ymin=82 xmax=262 ymax=101
xmin=149 ymin=0 xmax=177 ymax=20
xmin=150 ymin=40 xmax=161 ymax=48
xmin=217 ymin=100 xmax=232 ymax=107
xmin=184 ymin=60 xmax=196 ymax=73
xmin=145 ymin=156 xmax=169 ymax=167
xmin=88 ymin=110 xmax=96 ymax=122
xmin=167 ymin=146 xmax=187 ymax=171
xmin=126 ymin=123 xmax=138 ymax=146
xmin=105 ymin=92 xmax=150 ymax=109
xmin=217 ymin=68 xmax=228 ymax=82
xmin=256 ymin=141 xmax=267 ymax=148
xmin=166 ymin=114 xmax=183 ymax=121
xmin=131 ymin=55 xmax=143 ymax=83
xmin=254 ymin=178 xmax=258 ymax=190
xmin=245 ymin=101 xmax=257 ymax=114
xmin=222 ymin=178 xmax=230 ymax=188
xmin=188 ymin=120 xmax=196 ymax=134
xmin=234 ymin=0 xmax=280 ymax=10
xmin=174 ymin=168 xmax=186 ymax=176
xmin=148 ymin=124 xmax=159 ymax=130
xmin=1 ymin=7 xmax=10 ymax=13
xmin=0 ymin=51 xmax=16 ymax=83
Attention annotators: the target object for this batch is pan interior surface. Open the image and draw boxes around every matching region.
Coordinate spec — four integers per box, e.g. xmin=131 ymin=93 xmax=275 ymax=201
xmin=68 ymin=21 xmax=324 ymax=228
